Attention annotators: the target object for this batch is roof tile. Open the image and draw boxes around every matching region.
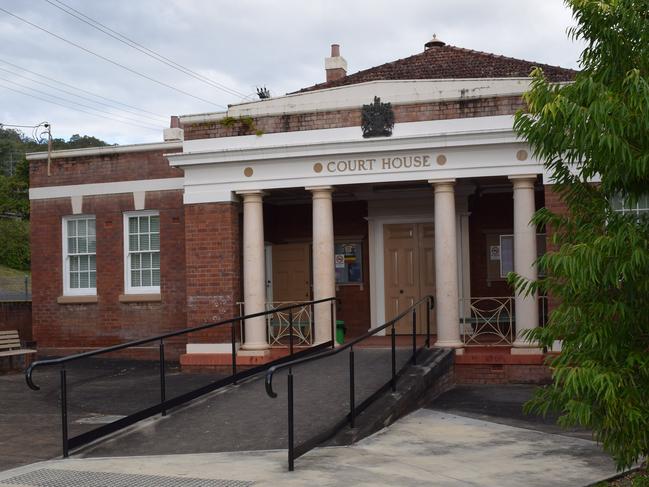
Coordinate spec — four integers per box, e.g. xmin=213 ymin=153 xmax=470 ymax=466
xmin=297 ymin=44 xmax=577 ymax=92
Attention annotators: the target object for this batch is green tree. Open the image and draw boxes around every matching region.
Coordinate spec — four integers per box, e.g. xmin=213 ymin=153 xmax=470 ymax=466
xmin=511 ymin=0 xmax=649 ymax=470
xmin=0 ymin=128 xmax=109 ymax=270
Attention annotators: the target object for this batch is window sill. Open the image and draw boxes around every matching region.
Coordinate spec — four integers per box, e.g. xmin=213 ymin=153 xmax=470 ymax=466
xmin=118 ymin=293 xmax=161 ymax=303
xmin=57 ymin=295 xmax=98 ymax=304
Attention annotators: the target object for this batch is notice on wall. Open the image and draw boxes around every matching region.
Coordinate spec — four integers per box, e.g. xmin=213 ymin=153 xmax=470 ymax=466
xmin=334 ymin=243 xmax=363 ymax=284
xmin=490 ymin=245 xmax=501 ymax=261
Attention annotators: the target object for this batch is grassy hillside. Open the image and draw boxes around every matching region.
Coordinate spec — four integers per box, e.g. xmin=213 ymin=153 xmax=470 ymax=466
xmin=0 ymin=265 xmax=31 ymax=300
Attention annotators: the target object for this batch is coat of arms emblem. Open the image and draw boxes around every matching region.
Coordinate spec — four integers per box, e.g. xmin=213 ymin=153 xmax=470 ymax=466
xmin=361 ymin=96 xmax=394 ymax=138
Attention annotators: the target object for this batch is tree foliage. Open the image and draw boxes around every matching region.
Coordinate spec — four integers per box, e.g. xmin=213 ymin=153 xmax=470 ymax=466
xmin=0 ymin=128 xmax=109 ymax=270
xmin=0 ymin=219 xmax=30 ymax=271
xmin=512 ymin=0 xmax=649 ymax=470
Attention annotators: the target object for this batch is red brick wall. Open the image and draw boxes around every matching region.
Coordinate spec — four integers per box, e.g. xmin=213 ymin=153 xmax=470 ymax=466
xmin=30 ymin=190 xmax=187 ymax=358
xmin=543 ymin=184 xmax=568 ymax=315
xmin=30 ymin=147 xmax=182 ymax=188
xmin=0 ymin=302 xmax=32 ymax=342
xmin=183 ymin=95 xmax=525 ymax=140
xmin=469 ymin=191 xmax=515 ymax=298
xmin=184 ymin=202 xmax=241 ymax=344
xmin=265 ymin=199 xmax=371 ymax=339
xmin=468 ymin=183 xmax=545 ymax=298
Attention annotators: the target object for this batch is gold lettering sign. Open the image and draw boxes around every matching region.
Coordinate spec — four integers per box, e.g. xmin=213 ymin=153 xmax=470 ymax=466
xmin=319 ymin=154 xmax=433 ymax=174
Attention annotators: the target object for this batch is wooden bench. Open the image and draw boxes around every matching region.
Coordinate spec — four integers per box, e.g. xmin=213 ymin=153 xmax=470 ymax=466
xmin=0 ymin=330 xmax=36 ymax=369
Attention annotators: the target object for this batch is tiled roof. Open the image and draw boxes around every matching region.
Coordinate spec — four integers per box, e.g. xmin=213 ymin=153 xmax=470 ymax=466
xmin=297 ymin=43 xmax=577 ymax=93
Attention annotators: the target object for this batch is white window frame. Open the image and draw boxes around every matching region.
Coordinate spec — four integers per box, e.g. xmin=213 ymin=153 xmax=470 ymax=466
xmin=62 ymin=215 xmax=97 ymax=296
xmin=611 ymin=194 xmax=649 ymax=218
xmin=123 ymin=210 xmax=160 ymax=294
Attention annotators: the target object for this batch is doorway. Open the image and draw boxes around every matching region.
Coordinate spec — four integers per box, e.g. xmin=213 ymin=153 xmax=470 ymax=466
xmin=383 ymin=223 xmax=436 ymax=334
xmin=271 ymin=243 xmax=311 ymax=302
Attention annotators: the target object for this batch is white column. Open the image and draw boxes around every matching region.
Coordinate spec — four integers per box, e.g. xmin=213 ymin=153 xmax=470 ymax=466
xmin=307 ymin=186 xmax=336 ymax=344
xmin=430 ymin=179 xmax=463 ymax=351
xmin=509 ymin=175 xmax=540 ymax=352
xmin=237 ymin=190 xmax=269 ymax=351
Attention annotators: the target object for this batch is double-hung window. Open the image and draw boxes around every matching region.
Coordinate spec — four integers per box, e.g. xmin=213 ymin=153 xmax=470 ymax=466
xmin=611 ymin=194 xmax=649 ymax=218
xmin=124 ymin=211 xmax=160 ymax=294
xmin=63 ymin=216 xmax=97 ymax=295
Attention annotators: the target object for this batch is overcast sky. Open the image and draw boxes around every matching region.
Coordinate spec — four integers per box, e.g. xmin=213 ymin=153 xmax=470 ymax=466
xmin=0 ymin=0 xmax=585 ymax=145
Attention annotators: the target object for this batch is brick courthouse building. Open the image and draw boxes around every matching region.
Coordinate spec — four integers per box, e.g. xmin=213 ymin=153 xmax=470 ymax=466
xmin=27 ymin=37 xmax=575 ymax=380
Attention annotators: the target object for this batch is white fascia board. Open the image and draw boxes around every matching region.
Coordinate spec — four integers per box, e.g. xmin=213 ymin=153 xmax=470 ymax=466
xmin=168 ymin=116 xmax=519 ymax=167
xmin=179 ymin=79 xmax=532 ymax=123
xmin=26 ymin=141 xmax=183 ymax=161
xmin=29 ymin=177 xmax=184 ymax=200
xmin=180 ymin=142 xmax=542 ymax=204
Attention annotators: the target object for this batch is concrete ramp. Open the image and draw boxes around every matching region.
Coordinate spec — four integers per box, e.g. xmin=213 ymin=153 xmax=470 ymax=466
xmin=0 ymin=409 xmax=617 ymax=486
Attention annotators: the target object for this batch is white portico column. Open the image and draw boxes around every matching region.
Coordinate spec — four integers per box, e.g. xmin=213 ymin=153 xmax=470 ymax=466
xmin=307 ymin=186 xmax=336 ymax=344
xmin=509 ymin=175 xmax=540 ymax=352
xmin=237 ymin=190 xmax=269 ymax=351
xmin=430 ymin=179 xmax=463 ymax=351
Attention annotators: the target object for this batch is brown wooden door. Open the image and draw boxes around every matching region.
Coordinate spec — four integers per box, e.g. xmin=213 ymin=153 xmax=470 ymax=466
xmin=384 ymin=223 xmax=436 ymax=334
xmin=271 ymin=243 xmax=311 ymax=302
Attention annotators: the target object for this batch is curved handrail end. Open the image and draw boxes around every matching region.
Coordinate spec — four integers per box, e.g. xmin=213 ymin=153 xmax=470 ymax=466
xmin=265 ymin=365 xmax=279 ymax=398
xmin=25 ymin=363 xmax=40 ymax=391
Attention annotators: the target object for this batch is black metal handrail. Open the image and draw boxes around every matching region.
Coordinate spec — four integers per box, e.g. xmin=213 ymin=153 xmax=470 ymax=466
xmin=265 ymin=294 xmax=435 ymax=471
xmin=25 ymin=297 xmax=336 ymax=458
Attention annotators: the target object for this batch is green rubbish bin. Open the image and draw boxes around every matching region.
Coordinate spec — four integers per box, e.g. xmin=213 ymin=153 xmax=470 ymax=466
xmin=336 ymin=320 xmax=346 ymax=344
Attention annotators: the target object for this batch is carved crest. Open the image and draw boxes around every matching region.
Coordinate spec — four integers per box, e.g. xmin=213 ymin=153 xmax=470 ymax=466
xmin=361 ymin=96 xmax=394 ymax=138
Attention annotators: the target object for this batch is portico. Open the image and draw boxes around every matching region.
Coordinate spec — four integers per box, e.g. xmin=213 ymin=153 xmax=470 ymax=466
xmin=167 ymin=114 xmax=544 ymax=357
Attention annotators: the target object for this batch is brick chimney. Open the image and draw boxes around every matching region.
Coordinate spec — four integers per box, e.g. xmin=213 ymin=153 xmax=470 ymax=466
xmin=163 ymin=115 xmax=183 ymax=141
xmin=325 ymin=44 xmax=347 ymax=82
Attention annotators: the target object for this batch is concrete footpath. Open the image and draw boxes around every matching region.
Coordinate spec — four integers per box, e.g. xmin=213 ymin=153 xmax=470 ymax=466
xmin=0 ymin=408 xmax=617 ymax=487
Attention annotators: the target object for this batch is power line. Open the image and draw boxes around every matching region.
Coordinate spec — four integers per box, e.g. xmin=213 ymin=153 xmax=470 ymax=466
xmin=0 ymin=123 xmax=43 ymax=129
xmin=0 ymin=76 xmax=162 ymax=129
xmin=0 ymin=66 xmax=167 ymax=125
xmin=0 ymin=83 xmax=160 ymax=131
xmin=44 ymin=0 xmax=254 ymax=101
xmin=0 ymin=6 xmax=226 ymax=108
xmin=0 ymin=57 xmax=168 ymax=121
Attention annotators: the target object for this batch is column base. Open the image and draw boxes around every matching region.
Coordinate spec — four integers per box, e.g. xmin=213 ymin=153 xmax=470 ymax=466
xmin=434 ymin=340 xmax=464 ymax=355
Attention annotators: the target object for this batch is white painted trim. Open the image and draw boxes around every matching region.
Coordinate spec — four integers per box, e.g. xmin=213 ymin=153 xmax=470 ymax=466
xmin=70 ymin=195 xmax=83 ymax=214
xmin=133 ymin=191 xmax=146 ymax=210
xmin=29 ymin=177 xmax=184 ymax=200
xmin=26 ymin=141 xmax=183 ymax=160
xmin=179 ymin=78 xmax=538 ymax=123
xmin=187 ymin=343 xmax=240 ymax=353
xmin=123 ymin=210 xmax=160 ymax=295
xmin=171 ymin=116 xmax=543 ymax=204
xmin=62 ymin=215 xmax=97 ymax=297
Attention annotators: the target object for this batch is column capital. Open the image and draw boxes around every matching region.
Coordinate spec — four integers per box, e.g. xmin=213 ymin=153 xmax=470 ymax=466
xmin=306 ymin=186 xmax=334 ymax=201
xmin=429 ymin=179 xmax=456 ymax=194
xmin=236 ymin=190 xmax=266 ymax=203
xmin=508 ymin=174 xmax=538 ymax=187
xmin=428 ymin=178 xmax=456 ymax=186
xmin=236 ymin=189 xmax=266 ymax=196
xmin=305 ymin=185 xmax=334 ymax=193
